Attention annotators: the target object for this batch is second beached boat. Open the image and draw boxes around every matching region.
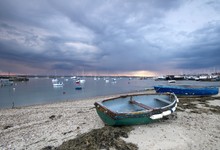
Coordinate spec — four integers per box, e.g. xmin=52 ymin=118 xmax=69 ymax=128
xmin=154 ymin=85 xmax=219 ymax=96
xmin=94 ymin=93 xmax=178 ymax=126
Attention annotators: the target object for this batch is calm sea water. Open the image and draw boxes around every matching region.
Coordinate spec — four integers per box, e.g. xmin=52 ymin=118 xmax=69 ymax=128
xmin=0 ymin=77 xmax=219 ymax=108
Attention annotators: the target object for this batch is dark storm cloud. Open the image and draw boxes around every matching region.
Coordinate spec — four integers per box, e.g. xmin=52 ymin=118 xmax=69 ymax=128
xmin=0 ymin=0 xmax=220 ymax=75
xmin=174 ymin=22 xmax=220 ymax=70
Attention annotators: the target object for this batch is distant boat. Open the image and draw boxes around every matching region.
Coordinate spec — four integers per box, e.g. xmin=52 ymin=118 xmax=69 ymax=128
xmin=111 ymin=78 xmax=117 ymax=84
xmin=154 ymin=76 xmax=166 ymax=81
xmin=0 ymin=79 xmax=13 ymax=87
xmin=75 ymin=78 xmax=86 ymax=84
xmin=199 ymin=75 xmax=209 ymax=81
xmin=52 ymin=78 xmax=63 ymax=87
xmin=75 ymin=80 xmax=82 ymax=90
xmin=75 ymin=86 xmax=82 ymax=90
xmin=52 ymin=78 xmax=58 ymax=83
xmin=94 ymin=93 xmax=178 ymax=126
xmin=173 ymin=75 xmax=185 ymax=80
xmin=70 ymin=76 xmax=76 ymax=79
xmin=53 ymin=82 xmax=64 ymax=87
xmin=168 ymin=80 xmax=176 ymax=83
xmin=154 ymin=85 xmax=219 ymax=96
xmin=75 ymin=79 xmax=80 ymax=84
xmin=80 ymin=79 xmax=86 ymax=84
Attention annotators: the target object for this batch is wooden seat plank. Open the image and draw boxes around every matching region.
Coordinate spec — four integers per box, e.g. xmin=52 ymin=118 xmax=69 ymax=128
xmin=154 ymin=98 xmax=171 ymax=104
xmin=129 ymin=100 xmax=154 ymax=110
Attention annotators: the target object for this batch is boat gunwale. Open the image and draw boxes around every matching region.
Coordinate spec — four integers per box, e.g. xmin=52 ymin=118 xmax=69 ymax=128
xmin=155 ymin=85 xmax=219 ymax=90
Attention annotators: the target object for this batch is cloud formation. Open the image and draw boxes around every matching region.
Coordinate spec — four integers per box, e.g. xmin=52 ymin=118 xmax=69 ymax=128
xmin=0 ymin=0 xmax=220 ymax=76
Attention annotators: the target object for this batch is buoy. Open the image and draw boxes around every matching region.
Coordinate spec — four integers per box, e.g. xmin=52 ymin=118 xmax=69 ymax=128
xmin=150 ymin=114 xmax=163 ymax=120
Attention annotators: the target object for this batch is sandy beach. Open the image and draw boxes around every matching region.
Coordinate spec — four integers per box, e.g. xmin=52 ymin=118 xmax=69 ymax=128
xmin=0 ymin=90 xmax=220 ymax=150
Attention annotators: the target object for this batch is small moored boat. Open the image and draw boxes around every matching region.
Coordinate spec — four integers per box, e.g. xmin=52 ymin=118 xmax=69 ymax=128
xmin=52 ymin=78 xmax=58 ymax=83
xmin=154 ymin=85 xmax=219 ymax=96
xmin=75 ymin=85 xmax=82 ymax=90
xmin=94 ymin=93 xmax=178 ymax=126
xmin=0 ymin=79 xmax=13 ymax=87
xmin=53 ymin=82 xmax=64 ymax=87
xmin=168 ymin=80 xmax=176 ymax=83
xmin=52 ymin=79 xmax=64 ymax=87
xmin=75 ymin=80 xmax=82 ymax=90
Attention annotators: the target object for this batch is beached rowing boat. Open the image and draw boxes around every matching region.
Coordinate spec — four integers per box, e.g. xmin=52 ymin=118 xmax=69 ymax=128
xmin=154 ymin=85 xmax=219 ymax=96
xmin=94 ymin=93 xmax=178 ymax=126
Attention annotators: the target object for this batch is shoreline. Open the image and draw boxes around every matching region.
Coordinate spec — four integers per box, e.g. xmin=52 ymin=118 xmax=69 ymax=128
xmin=0 ymin=90 xmax=220 ymax=149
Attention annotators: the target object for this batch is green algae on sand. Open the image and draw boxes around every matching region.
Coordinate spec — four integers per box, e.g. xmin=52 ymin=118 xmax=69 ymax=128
xmin=43 ymin=126 xmax=138 ymax=150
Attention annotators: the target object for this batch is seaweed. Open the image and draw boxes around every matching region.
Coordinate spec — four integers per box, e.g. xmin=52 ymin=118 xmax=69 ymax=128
xmin=177 ymin=96 xmax=220 ymax=114
xmin=42 ymin=126 xmax=138 ymax=150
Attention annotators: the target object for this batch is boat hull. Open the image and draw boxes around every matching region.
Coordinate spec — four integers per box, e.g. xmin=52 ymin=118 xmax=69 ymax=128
xmin=154 ymin=85 xmax=219 ymax=96
xmin=75 ymin=87 xmax=82 ymax=90
xmin=94 ymin=93 xmax=178 ymax=126
xmin=96 ymin=109 xmax=155 ymax=126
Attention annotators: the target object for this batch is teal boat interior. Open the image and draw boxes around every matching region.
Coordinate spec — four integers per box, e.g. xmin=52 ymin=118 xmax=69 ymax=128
xmin=100 ymin=94 xmax=175 ymax=113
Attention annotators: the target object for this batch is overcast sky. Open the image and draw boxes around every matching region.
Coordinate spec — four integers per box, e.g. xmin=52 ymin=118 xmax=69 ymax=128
xmin=0 ymin=0 xmax=220 ymax=76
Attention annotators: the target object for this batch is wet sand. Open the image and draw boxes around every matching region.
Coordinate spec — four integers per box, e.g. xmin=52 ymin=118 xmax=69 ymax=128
xmin=0 ymin=90 xmax=220 ymax=150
